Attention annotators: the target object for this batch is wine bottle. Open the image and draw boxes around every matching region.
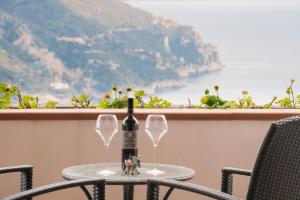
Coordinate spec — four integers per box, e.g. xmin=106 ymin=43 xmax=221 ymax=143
xmin=122 ymin=98 xmax=139 ymax=171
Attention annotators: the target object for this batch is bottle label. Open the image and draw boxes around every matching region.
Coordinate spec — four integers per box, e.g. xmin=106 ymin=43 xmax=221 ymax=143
xmin=123 ymin=131 xmax=138 ymax=149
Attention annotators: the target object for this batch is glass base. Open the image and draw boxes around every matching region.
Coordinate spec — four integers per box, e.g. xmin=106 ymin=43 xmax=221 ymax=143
xmin=146 ymin=168 xmax=165 ymax=176
xmin=96 ymin=169 xmax=116 ymax=176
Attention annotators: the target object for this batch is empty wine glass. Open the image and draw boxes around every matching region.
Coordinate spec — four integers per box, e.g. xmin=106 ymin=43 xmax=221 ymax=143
xmin=145 ymin=114 xmax=168 ymax=176
xmin=95 ymin=114 xmax=118 ymax=176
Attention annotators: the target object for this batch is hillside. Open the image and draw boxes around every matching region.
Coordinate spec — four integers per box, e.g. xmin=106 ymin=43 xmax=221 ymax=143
xmin=0 ymin=0 xmax=224 ymax=102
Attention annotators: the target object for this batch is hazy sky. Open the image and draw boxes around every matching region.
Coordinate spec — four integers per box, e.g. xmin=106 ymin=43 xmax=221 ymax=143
xmin=124 ymin=0 xmax=300 ymax=6
xmin=124 ymin=0 xmax=298 ymax=2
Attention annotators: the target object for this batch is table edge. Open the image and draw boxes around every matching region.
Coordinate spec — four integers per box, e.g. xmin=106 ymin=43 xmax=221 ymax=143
xmin=62 ymin=163 xmax=195 ymax=184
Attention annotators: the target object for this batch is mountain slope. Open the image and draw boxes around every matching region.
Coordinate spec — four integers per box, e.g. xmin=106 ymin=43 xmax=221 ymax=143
xmin=0 ymin=0 xmax=224 ymax=102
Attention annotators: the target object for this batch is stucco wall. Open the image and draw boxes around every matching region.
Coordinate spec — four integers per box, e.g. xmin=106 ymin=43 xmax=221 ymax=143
xmin=0 ymin=115 xmax=276 ymax=199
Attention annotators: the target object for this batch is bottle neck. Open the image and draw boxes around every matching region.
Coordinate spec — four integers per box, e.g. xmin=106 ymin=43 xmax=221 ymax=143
xmin=127 ymin=98 xmax=134 ymax=118
xmin=128 ymin=109 xmax=134 ymax=118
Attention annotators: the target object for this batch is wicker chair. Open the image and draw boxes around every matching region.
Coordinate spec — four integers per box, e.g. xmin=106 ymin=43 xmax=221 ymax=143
xmin=0 ymin=165 xmax=33 ymax=196
xmin=0 ymin=166 xmax=105 ymax=200
xmin=2 ymin=178 xmax=105 ymax=200
xmin=148 ymin=116 xmax=300 ymax=200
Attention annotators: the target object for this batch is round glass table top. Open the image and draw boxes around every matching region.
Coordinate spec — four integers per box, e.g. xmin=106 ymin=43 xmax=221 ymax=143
xmin=62 ymin=163 xmax=195 ymax=184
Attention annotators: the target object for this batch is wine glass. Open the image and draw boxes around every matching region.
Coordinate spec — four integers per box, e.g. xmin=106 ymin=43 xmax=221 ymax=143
xmin=95 ymin=114 xmax=118 ymax=176
xmin=145 ymin=114 xmax=168 ymax=176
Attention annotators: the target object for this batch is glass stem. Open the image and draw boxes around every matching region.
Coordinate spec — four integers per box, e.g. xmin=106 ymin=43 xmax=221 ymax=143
xmin=153 ymin=144 xmax=158 ymax=170
xmin=104 ymin=144 xmax=109 ymax=170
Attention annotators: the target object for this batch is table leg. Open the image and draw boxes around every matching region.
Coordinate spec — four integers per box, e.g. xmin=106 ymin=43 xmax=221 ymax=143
xmin=163 ymin=187 xmax=174 ymax=200
xmin=79 ymin=186 xmax=93 ymax=200
xmin=123 ymin=184 xmax=134 ymax=200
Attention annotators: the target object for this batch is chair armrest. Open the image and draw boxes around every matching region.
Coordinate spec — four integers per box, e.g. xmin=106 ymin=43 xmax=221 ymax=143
xmin=2 ymin=178 xmax=105 ymax=200
xmin=221 ymin=167 xmax=252 ymax=195
xmin=147 ymin=179 xmax=240 ymax=200
xmin=0 ymin=165 xmax=33 ymax=174
xmin=0 ymin=165 xmax=33 ymax=191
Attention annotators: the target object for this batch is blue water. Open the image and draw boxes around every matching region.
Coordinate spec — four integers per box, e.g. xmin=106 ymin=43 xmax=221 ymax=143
xmin=126 ymin=1 xmax=300 ymax=105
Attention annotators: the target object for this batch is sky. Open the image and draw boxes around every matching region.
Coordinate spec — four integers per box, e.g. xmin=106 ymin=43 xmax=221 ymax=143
xmin=124 ymin=0 xmax=299 ymax=2
xmin=124 ymin=0 xmax=300 ymax=7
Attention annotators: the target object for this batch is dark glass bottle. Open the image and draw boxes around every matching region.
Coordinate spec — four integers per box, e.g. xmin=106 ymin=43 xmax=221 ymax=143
xmin=122 ymin=98 xmax=139 ymax=171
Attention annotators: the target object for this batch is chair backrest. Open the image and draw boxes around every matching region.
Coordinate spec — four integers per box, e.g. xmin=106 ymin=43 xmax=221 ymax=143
xmin=246 ymin=116 xmax=300 ymax=200
xmin=0 ymin=165 xmax=33 ymax=195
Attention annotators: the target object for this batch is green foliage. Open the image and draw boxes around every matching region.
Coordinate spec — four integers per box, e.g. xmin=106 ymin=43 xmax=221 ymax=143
xmin=214 ymin=85 xmax=219 ymax=96
xmin=275 ymin=79 xmax=297 ymax=109
xmin=232 ymin=90 xmax=256 ymax=109
xmin=200 ymin=95 xmax=223 ymax=109
xmin=144 ymin=96 xmax=172 ymax=109
xmin=97 ymin=85 xmax=146 ymax=109
xmin=110 ymin=98 xmax=128 ymax=109
xmin=44 ymin=101 xmax=58 ymax=109
xmin=97 ymin=85 xmax=130 ymax=109
xmin=16 ymin=88 xmax=39 ymax=109
xmin=126 ymin=87 xmax=133 ymax=95
xmin=276 ymin=97 xmax=293 ymax=109
xmin=134 ymin=90 xmax=145 ymax=108
xmin=18 ymin=95 xmax=39 ymax=109
xmin=199 ymin=85 xmax=230 ymax=109
xmin=98 ymin=97 xmax=127 ymax=109
xmin=98 ymin=99 xmax=110 ymax=109
xmin=0 ymin=82 xmax=18 ymax=109
xmin=72 ymin=94 xmax=92 ymax=108
xmin=1 ymin=80 xmax=300 ymax=109
xmin=204 ymin=89 xmax=210 ymax=95
xmin=263 ymin=96 xmax=277 ymax=109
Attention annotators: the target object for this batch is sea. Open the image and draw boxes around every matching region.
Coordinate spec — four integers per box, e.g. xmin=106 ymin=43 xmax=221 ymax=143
xmin=125 ymin=0 xmax=300 ymax=105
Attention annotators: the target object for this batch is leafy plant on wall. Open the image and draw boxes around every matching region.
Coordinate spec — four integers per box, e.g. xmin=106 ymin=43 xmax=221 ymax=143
xmin=233 ymin=90 xmax=256 ymax=109
xmin=134 ymin=90 xmax=145 ymax=108
xmin=0 ymin=82 xmax=18 ymax=109
xmin=17 ymin=91 xmax=39 ymax=109
xmin=0 ymin=79 xmax=300 ymax=109
xmin=275 ymin=79 xmax=298 ymax=109
xmin=98 ymin=85 xmax=130 ymax=109
xmin=44 ymin=101 xmax=59 ymax=109
xmin=263 ymin=96 xmax=277 ymax=109
xmin=199 ymin=85 xmax=231 ymax=109
xmin=144 ymin=96 xmax=172 ymax=108
xmin=72 ymin=94 xmax=92 ymax=108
